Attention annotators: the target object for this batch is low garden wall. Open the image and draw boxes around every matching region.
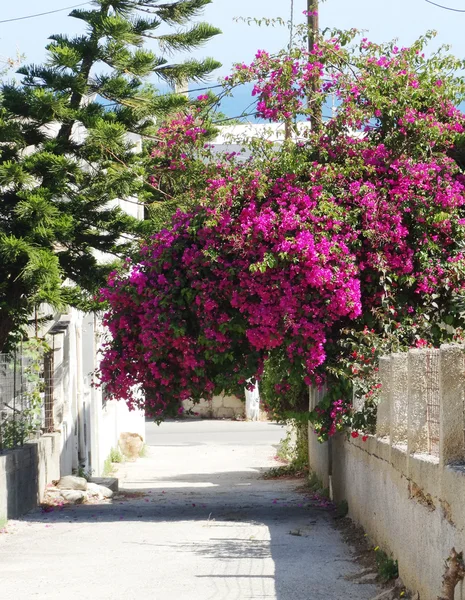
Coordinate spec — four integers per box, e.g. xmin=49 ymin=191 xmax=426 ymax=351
xmin=0 ymin=432 xmax=62 ymax=522
xmin=308 ymin=344 xmax=465 ymax=600
xmin=182 ymin=394 xmax=245 ymax=419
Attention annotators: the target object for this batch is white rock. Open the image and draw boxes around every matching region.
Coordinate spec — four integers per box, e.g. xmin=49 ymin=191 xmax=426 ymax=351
xmin=56 ymin=476 xmax=88 ymax=491
xmin=86 ymin=483 xmax=104 ymax=498
xmin=98 ymin=485 xmax=113 ymax=498
xmin=60 ymin=490 xmax=86 ymax=504
xmin=119 ymin=432 xmax=143 ymax=460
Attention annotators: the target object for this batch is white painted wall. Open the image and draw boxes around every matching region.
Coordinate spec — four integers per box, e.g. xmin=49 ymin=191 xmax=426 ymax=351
xmin=34 ymin=308 xmax=145 ymax=478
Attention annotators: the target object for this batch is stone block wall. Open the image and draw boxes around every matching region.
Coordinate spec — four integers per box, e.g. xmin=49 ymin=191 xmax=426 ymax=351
xmin=308 ymin=344 xmax=465 ymax=600
xmin=182 ymin=394 xmax=245 ymax=419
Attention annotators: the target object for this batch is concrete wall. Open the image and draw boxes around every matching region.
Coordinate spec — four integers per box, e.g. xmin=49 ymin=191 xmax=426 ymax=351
xmin=308 ymin=344 xmax=465 ymax=600
xmin=0 ymin=308 xmax=146 ymax=524
xmin=83 ymin=313 xmax=146 ymax=476
xmin=0 ymin=433 xmax=61 ymax=522
xmin=182 ymin=394 xmax=245 ymax=419
xmin=97 ymin=399 xmax=145 ymax=475
xmin=308 ymin=385 xmax=330 ymax=488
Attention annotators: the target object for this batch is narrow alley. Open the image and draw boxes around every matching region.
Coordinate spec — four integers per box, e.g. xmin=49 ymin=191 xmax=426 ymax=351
xmin=0 ymin=421 xmax=382 ymax=599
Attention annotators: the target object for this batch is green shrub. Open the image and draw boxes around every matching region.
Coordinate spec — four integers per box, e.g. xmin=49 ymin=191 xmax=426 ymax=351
xmin=110 ymin=447 xmax=123 ymax=463
xmin=374 ymin=547 xmax=399 ymax=582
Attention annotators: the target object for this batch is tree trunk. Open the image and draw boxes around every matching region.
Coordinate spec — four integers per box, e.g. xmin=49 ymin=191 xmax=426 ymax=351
xmin=307 ymin=0 xmax=321 ymax=133
xmin=438 ymin=548 xmax=465 ymax=600
xmin=0 ymin=312 xmax=16 ymax=353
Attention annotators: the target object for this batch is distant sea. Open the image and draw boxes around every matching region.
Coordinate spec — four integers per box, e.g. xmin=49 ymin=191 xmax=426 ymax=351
xmin=100 ymin=82 xmax=465 ymax=123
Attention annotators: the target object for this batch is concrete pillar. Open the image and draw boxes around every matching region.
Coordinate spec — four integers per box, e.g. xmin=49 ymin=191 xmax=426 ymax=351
xmin=308 ymin=384 xmax=326 ymax=410
xmin=245 ymin=382 xmax=260 ymax=421
xmin=376 ymin=356 xmax=391 ymax=438
xmin=407 ymin=349 xmax=429 ymax=455
xmin=439 ymin=344 xmax=465 ymax=466
xmin=390 ymin=353 xmax=409 ymax=447
xmin=308 ymin=385 xmax=330 ymax=489
xmin=75 ymin=316 xmax=88 ymax=468
xmin=68 ymin=312 xmax=79 ymax=471
xmin=59 ymin=321 xmax=77 ymax=475
xmin=82 ymin=313 xmax=103 ymax=476
xmin=52 ymin=332 xmax=65 ymax=428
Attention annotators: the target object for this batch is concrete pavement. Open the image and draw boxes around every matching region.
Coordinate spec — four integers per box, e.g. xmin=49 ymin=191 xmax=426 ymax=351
xmin=0 ymin=420 xmax=382 ymax=599
xmin=145 ymin=418 xmax=286 ymax=446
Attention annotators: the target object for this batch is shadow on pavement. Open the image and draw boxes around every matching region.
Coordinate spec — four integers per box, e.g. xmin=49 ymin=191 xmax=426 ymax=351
xmin=13 ymin=473 xmax=374 ymax=600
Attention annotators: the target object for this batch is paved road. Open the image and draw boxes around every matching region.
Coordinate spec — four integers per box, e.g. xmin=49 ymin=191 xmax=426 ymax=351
xmin=0 ymin=420 xmax=381 ymax=600
xmin=145 ymin=418 xmax=286 ymax=446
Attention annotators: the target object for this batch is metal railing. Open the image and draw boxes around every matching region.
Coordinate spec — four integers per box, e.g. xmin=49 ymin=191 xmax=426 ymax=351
xmin=425 ymin=349 xmax=440 ymax=457
xmin=0 ymin=349 xmax=51 ymax=451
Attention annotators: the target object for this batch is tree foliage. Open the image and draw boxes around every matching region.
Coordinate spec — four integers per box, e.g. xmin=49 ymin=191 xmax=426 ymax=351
xmin=0 ymin=0 xmax=221 ymax=350
xmin=99 ymin=30 xmax=465 ymax=428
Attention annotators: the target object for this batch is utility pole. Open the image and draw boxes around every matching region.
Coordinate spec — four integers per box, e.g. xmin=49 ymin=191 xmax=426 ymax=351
xmin=307 ymin=0 xmax=321 ymax=133
xmin=285 ymin=0 xmax=320 ymax=141
xmin=284 ymin=0 xmax=295 ymax=142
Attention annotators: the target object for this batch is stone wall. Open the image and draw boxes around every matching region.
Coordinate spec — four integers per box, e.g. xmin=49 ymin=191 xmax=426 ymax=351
xmin=182 ymin=394 xmax=245 ymax=419
xmin=0 ymin=433 xmax=61 ymax=522
xmin=308 ymin=344 xmax=465 ymax=600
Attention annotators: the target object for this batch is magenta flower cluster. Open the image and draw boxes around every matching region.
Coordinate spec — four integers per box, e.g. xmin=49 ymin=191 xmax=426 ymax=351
xmin=99 ymin=136 xmax=465 ymax=418
xmin=99 ymin=33 xmax=465 ymax=423
xmin=229 ymin=47 xmax=324 ymax=122
xmin=99 ymin=177 xmax=361 ymax=416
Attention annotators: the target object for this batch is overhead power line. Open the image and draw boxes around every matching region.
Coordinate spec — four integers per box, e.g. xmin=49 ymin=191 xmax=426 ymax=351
xmin=424 ymin=0 xmax=465 ymax=12
xmin=0 ymin=2 xmax=91 ymax=25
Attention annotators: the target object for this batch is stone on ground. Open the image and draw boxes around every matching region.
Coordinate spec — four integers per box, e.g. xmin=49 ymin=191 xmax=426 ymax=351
xmin=98 ymin=485 xmax=113 ymax=498
xmin=89 ymin=477 xmax=119 ymax=492
xmin=118 ymin=432 xmax=143 ymax=460
xmin=55 ymin=476 xmax=87 ymax=491
xmin=86 ymin=483 xmax=104 ymax=498
xmin=59 ymin=490 xmax=86 ymax=504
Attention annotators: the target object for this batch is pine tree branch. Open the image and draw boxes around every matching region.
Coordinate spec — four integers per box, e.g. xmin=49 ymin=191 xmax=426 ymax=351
xmin=56 ymin=5 xmax=111 ymax=142
xmin=154 ymin=57 xmax=221 ymax=84
xmin=138 ymin=0 xmax=212 ymax=25
xmin=0 ymin=0 xmax=220 ymax=349
xmin=155 ymin=22 xmax=221 ymax=54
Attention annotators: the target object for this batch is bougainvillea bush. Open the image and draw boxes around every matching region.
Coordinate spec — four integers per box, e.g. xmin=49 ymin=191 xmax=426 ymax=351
xmin=99 ymin=29 xmax=465 ymax=431
xmin=100 ymin=174 xmax=361 ymax=417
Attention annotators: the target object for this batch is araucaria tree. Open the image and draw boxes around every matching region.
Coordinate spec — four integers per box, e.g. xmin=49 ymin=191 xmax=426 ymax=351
xmin=0 ymin=0 xmax=221 ymax=350
xmin=99 ymin=30 xmax=465 ymax=429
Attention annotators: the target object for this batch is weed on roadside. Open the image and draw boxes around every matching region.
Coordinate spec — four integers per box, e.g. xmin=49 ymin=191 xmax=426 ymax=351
xmin=336 ymin=516 xmax=401 ymax=589
xmin=74 ymin=466 xmax=94 ymax=481
xmin=138 ymin=444 xmax=148 ymax=458
xmin=263 ymin=463 xmax=309 ymax=479
xmin=374 ymin=546 xmax=399 ymax=582
xmin=103 ymin=456 xmax=115 ymax=477
xmin=110 ymin=447 xmax=124 ymax=463
xmin=335 ymin=499 xmax=349 ymax=519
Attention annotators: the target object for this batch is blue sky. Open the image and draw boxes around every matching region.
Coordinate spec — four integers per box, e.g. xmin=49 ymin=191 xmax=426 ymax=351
xmin=3 ymin=0 xmax=465 ymax=73
xmin=2 ymin=0 xmax=465 ymax=117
